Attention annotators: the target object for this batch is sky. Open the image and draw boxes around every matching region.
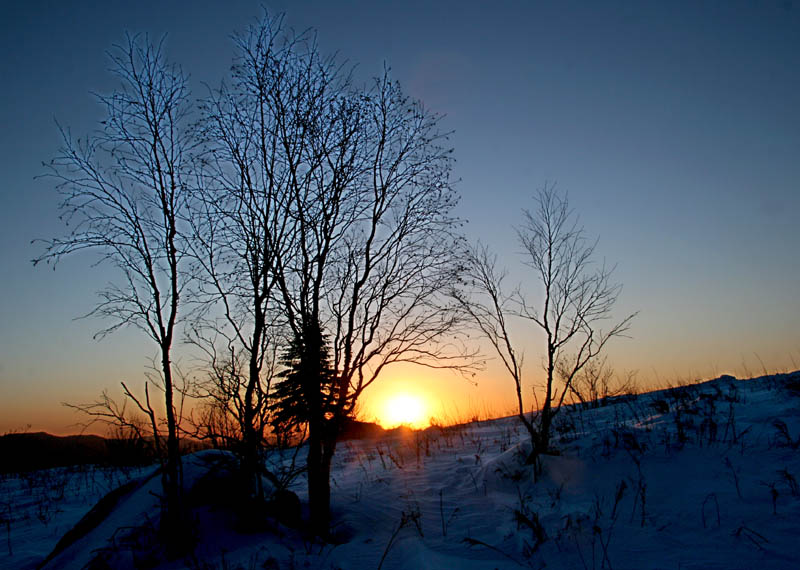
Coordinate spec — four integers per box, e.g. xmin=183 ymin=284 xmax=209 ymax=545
xmin=1 ymin=0 xmax=798 ymax=434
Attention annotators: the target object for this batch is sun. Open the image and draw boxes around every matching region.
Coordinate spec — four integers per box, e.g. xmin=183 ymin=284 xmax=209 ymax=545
xmin=381 ymin=393 xmax=428 ymax=429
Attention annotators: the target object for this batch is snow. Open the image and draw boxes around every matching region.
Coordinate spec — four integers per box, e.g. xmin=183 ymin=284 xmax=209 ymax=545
xmin=3 ymin=372 xmax=800 ymax=569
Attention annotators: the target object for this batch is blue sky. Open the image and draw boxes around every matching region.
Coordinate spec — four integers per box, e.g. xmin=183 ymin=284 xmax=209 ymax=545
xmin=1 ymin=1 xmax=798 ymax=433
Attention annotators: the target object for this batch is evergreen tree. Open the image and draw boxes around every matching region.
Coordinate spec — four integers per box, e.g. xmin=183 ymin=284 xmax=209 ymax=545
xmin=271 ymin=324 xmax=336 ymax=439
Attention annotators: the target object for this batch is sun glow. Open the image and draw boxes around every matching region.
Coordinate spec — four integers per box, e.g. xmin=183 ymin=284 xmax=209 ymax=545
xmin=381 ymin=393 xmax=428 ymax=429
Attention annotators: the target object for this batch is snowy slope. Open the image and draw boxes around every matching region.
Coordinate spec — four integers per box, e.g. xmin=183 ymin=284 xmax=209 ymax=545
xmin=3 ymin=372 xmax=800 ymax=569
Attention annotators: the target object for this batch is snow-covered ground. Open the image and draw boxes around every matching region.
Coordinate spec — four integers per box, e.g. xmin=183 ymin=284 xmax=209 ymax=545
xmin=3 ymin=372 xmax=800 ymax=569
xmin=0 ymin=462 xmax=155 ymax=568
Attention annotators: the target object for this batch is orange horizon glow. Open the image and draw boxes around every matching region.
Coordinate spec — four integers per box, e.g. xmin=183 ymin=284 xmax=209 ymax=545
xmin=3 ymin=352 xmax=800 ymax=437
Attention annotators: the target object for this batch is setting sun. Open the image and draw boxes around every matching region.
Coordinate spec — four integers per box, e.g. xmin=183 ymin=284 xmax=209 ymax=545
xmin=380 ymin=393 xmax=429 ymax=429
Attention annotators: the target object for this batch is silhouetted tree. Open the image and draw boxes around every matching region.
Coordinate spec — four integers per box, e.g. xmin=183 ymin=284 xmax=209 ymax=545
xmin=456 ymin=184 xmax=635 ymax=472
xmin=519 ymin=186 xmax=636 ymax=457
xmin=186 ymin=13 xmax=304 ymax=503
xmin=35 ymin=35 xmax=192 ymax=546
xmin=270 ymin=323 xmax=336 ymax=438
xmin=183 ymin=13 xmax=470 ymax=535
xmin=193 ymin=14 xmax=470 ymax=535
xmin=453 ymin=243 xmax=537 ymax=447
xmin=275 ymin=70 xmax=471 ymax=534
xmin=568 ymin=356 xmax=636 ymax=408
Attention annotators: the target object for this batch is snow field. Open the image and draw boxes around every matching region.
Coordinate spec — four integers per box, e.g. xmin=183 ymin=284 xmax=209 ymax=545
xmin=3 ymin=372 xmax=800 ymax=569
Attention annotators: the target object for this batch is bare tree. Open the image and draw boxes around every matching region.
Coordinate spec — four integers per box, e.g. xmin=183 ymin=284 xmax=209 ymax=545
xmin=456 ymin=184 xmax=635 ymax=471
xmin=278 ymin=71 xmax=471 ymax=535
xmin=186 ymin=14 xmax=316 ymax=504
xmin=518 ymin=185 xmax=635 ymax=457
xmin=568 ymin=356 xmax=636 ymax=408
xmin=453 ymin=244 xmax=538 ymax=444
xmin=35 ymin=35 xmax=192 ymax=544
xmin=188 ymin=13 xmax=471 ymax=535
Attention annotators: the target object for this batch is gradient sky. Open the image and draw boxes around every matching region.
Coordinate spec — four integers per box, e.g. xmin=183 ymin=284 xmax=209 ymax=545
xmin=1 ymin=1 xmax=798 ymax=434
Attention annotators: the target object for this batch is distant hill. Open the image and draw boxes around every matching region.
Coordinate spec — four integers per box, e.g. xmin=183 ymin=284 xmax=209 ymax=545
xmin=0 ymin=422 xmax=390 ymax=473
xmin=0 ymin=432 xmax=110 ymax=473
xmin=337 ymin=418 xmax=387 ymax=441
xmin=0 ymin=432 xmax=157 ymax=473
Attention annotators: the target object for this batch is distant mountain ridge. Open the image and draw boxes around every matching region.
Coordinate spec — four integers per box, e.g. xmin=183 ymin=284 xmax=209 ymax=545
xmin=0 ymin=431 xmax=148 ymax=473
xmin=0 ymin=420 xmax=391 ymax=473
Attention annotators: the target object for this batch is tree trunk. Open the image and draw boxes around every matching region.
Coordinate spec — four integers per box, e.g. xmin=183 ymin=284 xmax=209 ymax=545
xmin=534 ymin=347 xmax=557 ymax=459
xmin=241 ymin=422 xmax=263 ymax=502
xmin=243 ymin=318 xmax=264 ymax=502
xmin=538 ymin=403 xmax=553 ymax=454
xmin=306 ymin=418 xmax=335 ymax=536
xmin=527 ymin=355 xmax=556 ymax=477
xmin=161 ymin=348 xmax=185 ymax=551
xmin=302 ymin=323 xmax=335 ymax=536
